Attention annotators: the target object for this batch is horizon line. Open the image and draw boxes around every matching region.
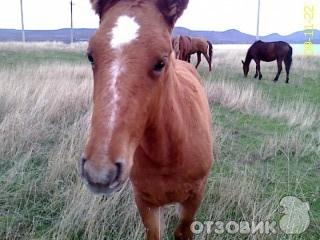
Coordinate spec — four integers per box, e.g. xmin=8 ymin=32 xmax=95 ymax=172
xmin=0 ymin=27 xmax=319 ymax=38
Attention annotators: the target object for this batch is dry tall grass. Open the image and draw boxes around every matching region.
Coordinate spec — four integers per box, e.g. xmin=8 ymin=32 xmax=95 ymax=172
xmin=205 ymin=80 xmax=319 ymax=128
xmin=0 ymin=41 xmax=87 ymax=52
xmin=0 ymin=43 xmax=319 ymax=240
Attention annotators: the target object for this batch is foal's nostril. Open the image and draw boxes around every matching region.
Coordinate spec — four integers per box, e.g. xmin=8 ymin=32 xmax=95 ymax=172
xmin=79 ymin=157 xmax=87 ymax=175
xmin=81 ymin=157 xmax=87 ymax=166
xmin=114 ymin=162 xmax=123 ymax=183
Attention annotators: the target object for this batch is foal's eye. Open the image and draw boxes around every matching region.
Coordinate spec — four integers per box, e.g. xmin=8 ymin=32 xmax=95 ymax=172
xmin=153 ymin=60 xmax=166 ymax=72
xmin=87 ymin=53 xmax=94 ymax=65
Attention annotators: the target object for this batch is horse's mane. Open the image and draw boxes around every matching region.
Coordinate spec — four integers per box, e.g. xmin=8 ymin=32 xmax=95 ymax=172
xmin=245 ymin=48 xmax=253 ymax=64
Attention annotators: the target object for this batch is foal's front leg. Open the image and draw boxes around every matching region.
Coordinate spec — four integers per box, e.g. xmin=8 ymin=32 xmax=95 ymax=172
xmin=135 ymin=196 xmax=162 ymax=240
xmin=174 ymin=190 xmax=204 ymax=240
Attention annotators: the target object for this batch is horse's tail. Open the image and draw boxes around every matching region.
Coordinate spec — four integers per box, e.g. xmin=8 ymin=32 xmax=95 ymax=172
xmin=286 ymin=45 xmax=293 ymax=71
xmin=207 ymin=40 xmax=213 ymax=67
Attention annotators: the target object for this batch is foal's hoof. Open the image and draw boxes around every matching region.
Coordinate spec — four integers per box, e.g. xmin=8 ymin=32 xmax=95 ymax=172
xmin=273 ymin=79 xmax=278 ymax=82
xmin=174 ymin=227 xmax=193 ymax=240
xmin=174 ymin=234 xmax=192 ymax=240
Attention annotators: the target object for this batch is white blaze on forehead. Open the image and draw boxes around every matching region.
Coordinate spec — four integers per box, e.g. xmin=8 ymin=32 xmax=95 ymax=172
xmin=107 ymin=59 xmax=121 ymax=142
xmin=104 ymin=15 xmax=140 ymax=148
xmin=111 ymin=15 xmax=140 ymax=49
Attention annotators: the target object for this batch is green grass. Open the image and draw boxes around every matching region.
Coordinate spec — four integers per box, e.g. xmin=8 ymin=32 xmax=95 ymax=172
xmin=190 ymin=49 xmax=319 ymax=239
xmin=0 ymin=47 xmax=86 ymax=69
xmin=208 ymin=50 xmax=320 ymax=106
xmin=0 ymin=43 xmax=319 ymax=239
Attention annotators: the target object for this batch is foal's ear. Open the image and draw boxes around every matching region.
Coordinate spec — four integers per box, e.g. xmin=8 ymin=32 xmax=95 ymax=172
xmin=90 ymin=0 xmax=118 ymax=17
xmin=157 ymin=0 xmax=189 ymax=28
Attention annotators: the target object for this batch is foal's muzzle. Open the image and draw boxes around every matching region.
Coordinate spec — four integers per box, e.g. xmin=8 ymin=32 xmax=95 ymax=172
xmin=79 ymin=157 xmax=123 ymax=194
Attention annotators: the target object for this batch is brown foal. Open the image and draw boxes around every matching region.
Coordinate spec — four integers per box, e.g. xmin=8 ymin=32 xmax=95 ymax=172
xmin=80 ymin=1 xmax=213 ymax=239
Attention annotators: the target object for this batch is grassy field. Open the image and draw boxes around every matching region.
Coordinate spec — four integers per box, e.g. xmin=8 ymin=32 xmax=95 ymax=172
xmin=0 ymin=42 xmax=319 ymax=240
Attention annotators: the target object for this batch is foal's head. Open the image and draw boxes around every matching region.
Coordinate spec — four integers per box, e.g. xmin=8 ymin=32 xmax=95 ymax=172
xmin=242 ymin=60 xmax=249 ymax=77
xmin=80 ymin=0 xmax=189 ymax=194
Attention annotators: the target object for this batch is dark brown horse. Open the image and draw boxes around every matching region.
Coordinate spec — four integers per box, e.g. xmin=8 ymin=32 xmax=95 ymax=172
xmin=242 ymin=40 xmax=293 ymax=83
xmin=173 ymin=35 xmax=213 ymax=71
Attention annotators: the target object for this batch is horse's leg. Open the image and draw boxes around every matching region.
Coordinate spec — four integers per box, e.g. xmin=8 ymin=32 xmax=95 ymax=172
xmin=255 ymin=60 xmax=262 ymax=80
xmin=195 ymin=52 xmax=201 ymax=69
xmin=183 ymin=53 xmax=189 ymax=62
xmin=187 ymin=54 xmax=191 ymax=63
xmin=203 ymin=52 xmax=212 ymax=71
xmin=174 ymin=189 xmax=204 ymax=240
xmin=254 ymin=65 xmax=259 ymax=78
xmin=274 ymin=59 xmax=282 ymax=82
xmin=136 ymin=197 xmax=161 ymax=240
xmin=284 ymin=59 xmax=290 ymax=83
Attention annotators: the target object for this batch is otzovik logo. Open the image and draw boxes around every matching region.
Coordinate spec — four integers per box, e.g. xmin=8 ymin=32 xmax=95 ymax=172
xmin=190 ymin=196 xmax=310 ymax=235
xmin=279 ymin=196 xmax=310 ymax=234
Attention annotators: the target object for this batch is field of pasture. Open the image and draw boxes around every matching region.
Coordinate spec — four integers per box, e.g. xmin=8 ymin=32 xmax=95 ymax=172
xmin=0 ymin=42 xmax=319 ymax=240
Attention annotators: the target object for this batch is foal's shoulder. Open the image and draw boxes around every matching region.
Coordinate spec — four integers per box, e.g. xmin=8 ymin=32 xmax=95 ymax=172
xmin=174 ymin=60 xmax=202 ymax=84
xmin=173 ymin=60 xmax=206 ymax=98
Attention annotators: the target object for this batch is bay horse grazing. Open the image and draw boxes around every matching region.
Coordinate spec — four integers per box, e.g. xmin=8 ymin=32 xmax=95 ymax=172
xmin=242 ymin=40 xmax=293 ymax=83
xmin=80 ymin=0 xmax=213 ymax=239
xmin=172 ymin=36 xmax=181 ymax=60
xmin=173 ymin=35 xmax=213 ymax=71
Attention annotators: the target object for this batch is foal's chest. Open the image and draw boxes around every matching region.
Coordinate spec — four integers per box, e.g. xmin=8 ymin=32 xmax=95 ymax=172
xmin=131 ymin=173 xmax=204 ymax=206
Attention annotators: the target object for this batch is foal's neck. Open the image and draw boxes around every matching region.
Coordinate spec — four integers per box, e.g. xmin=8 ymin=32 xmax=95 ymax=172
xmin=140 ymin=59 xmax=184 ymax=166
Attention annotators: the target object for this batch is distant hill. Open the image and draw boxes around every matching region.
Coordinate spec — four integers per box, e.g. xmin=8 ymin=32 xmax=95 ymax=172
xmin=173 ymin=28 xmax=257 ymax=44
xmin=0 ymin=27 xmax=319 ymax=44
xmin=173 ymin=27 xmax=320 ymax=44
xmin=0 ymin=29 xmax=95 ymax=43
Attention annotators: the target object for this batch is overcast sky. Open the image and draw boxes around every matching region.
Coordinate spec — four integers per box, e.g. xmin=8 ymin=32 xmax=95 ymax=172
xmin=0 ymin=0 xmax=319 ymax=35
